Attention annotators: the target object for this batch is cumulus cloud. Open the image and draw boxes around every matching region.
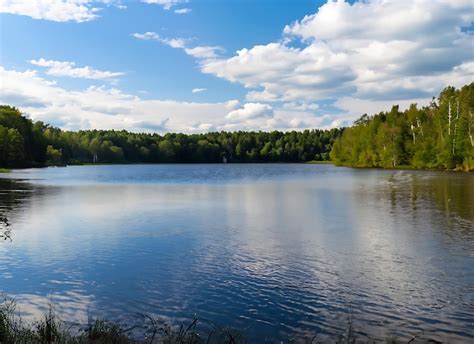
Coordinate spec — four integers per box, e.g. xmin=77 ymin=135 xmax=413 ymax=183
xmin=202 ymin=42 xmax=356 ymax=101
xmin=192 ymin=88 xmax=207 ymax=93
xmin=132 ymin=31 xmax=224 ymax=59
xmin=226 ymin=103 xmax=273 ymax=121
xmin=141 ymin=0 xmax=188 ymax=10
xmin=200 ymin=0 xmax=473 ymax=121
xmin=0 ymin=66 xmax=337 ymax=132
xmin=30 ymin=58 xmax=124 ymax=80
xmin=4 ymin=0 xmax=471 ymax=131
xmin=0 ymin=0 xmax=123 ymax=22
xmin=0 ymin=66 xmax=229 ymax=131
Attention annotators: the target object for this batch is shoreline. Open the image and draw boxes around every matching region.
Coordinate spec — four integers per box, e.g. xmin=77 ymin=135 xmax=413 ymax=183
xmin=0 ymin=295 xmax=450 ymax=344
xmin=1 ymin=161 xmax=472 ymax=173
xmin=331 ymin=163 xmax=473 ymax=173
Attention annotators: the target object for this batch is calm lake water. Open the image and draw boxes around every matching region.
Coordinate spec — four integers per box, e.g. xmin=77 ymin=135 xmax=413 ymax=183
xmin=0 ymin=164 xmax=473 ymax=342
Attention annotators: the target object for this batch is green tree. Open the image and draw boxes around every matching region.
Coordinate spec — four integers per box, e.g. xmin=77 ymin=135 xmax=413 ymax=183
xmin=7 ymin=128 xmax=24 ymax=166
xmin=46 ymin=145 xmax=63 ymax=165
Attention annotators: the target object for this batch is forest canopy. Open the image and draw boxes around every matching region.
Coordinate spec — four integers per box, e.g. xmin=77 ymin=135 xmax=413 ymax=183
xmin=330 ymin=83 xmax=473 ymax=171
xmin=0 ymin=105 xmax=341 ymax=167
xmin=0 ymin=83 xmax=472 ymax=171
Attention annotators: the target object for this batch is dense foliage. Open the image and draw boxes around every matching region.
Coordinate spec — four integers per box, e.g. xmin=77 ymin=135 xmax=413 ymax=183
xmin=330 ymin=84 xmax=474 ymax=171
xmin=0 ymin=105 xmax=341 ymax=167
xmin=2 ymin=83 xmax=472 ymax=170
xmin=0 ymin=106 xmax=48 ymax=168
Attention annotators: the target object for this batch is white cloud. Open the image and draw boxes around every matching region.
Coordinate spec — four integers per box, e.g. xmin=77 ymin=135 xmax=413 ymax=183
xmin=141 ymin=0 xmax=188 ymax=10
xmin=335 ymin=97 xmax=430 ymax=121
xmin=0 ymin=66 xmax=230 ymax=132
xmin=0 ymin=0 xmax=123 ymax=22
xmin=226 ymin=103 xmax=273 ymax=122
xmin=30 ymin=58 xmax=124 ymax=80
xmin=132 ymin=31 xmax=224 ymax=59
xmin=175 ymin=8 xmax=191 ymax=14
xmin=192 ymin=88 xmax=207 ymax=94
xmin=4 ymin=1 xmax=472 ymax=131
xmin=201 ymin=42 xmax=356 ymax=102
xmin=0 ymin=66 xmax=337 ymax=132
xmin=282 ymin=102 xmax=319 ymax=111
xmin=200 ymin=0 xmax=473 ymax=113
xmin=334 ymin=61 xmax=474 ymax=124
xmin=131 ymin=32 xmax=161 ymax=41
xmin=184 ymin=46 xmax=223 ymax=59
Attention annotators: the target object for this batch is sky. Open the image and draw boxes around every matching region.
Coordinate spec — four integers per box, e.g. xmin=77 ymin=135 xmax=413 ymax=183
xmin=0 ymin=0 xmax=473 ymax=133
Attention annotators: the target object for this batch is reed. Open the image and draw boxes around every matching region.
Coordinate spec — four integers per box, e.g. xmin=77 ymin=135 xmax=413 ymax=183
xmin=1 ymin=294 xmax=404 ymax=344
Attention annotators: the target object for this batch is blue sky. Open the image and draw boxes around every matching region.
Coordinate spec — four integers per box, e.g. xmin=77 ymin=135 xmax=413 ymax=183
xmin=0 ymin=0 xmax=472 ymax=133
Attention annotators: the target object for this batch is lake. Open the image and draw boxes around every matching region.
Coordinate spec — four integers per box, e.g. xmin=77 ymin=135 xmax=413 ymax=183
xmin=0 ymin=164 xmax=473 ymax=342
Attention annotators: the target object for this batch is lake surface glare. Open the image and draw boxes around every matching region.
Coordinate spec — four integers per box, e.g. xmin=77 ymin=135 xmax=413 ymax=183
xmin=0 ymin=164 xmax=473 ymax=342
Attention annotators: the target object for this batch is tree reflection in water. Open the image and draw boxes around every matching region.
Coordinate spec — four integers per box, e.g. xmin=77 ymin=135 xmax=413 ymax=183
xmin=0 ymin=179 xmax=34 ymax=243
xmin=381 ymin=171 xmax=473 ymax=226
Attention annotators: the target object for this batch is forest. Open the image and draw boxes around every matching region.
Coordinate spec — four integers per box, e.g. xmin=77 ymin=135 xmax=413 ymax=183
xmin=331 ymin=83 xmax=474 ymax=171
xmin=1 ymin=83 xmax=472 ymax=170
xmin=0 ymin=105 xmax=341 ymax=167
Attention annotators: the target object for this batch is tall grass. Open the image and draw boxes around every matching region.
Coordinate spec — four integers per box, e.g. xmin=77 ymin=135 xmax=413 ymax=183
xmin=0 ymin=295 xmax=248 ymax=344
xmin=0 ymin=294 xmax=404 ymax=343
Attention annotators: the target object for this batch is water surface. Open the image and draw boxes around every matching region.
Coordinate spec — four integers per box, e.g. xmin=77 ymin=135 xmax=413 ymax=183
xmin=0 ymin=164 xmax=473 ymax=342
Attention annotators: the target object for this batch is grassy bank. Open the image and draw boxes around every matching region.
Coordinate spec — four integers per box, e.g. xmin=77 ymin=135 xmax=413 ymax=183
xmin=332 ymin=162 xmax=473 ymax=172
xmin=0 ymin=168 xmax=11 ymax=173
xmin=0 ymin=295 xmax=411 ymax=344
xmin=2 ymin=296 xmax=234 ymax=344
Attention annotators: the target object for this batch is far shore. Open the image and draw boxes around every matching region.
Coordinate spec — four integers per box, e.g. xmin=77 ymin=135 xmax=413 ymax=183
xmin=2 ymin=161 xmax=473 ymax=173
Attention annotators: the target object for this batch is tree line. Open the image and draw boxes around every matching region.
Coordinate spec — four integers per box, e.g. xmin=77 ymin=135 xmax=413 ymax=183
xmin=1 ymin=83 xmax=472 ymax=170
xmin=330 ymin=83 xmax=474 ymax=171
xmin=0 ymin=105 xmax=342 ymax=167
